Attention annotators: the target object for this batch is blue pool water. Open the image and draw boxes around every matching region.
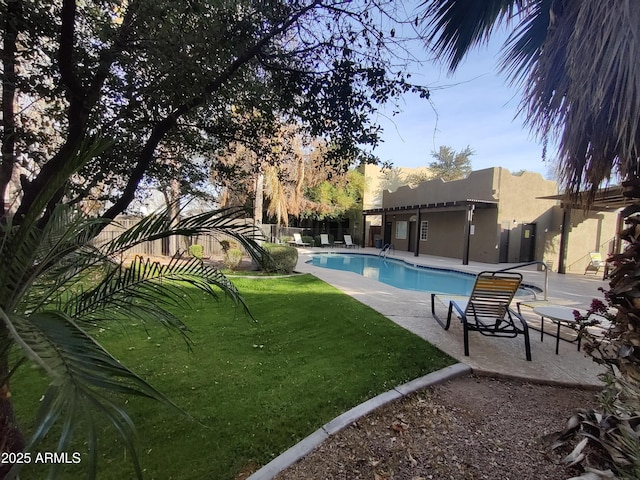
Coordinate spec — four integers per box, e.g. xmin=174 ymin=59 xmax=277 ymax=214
xmin=308 ymin=253 xmax=477 ymax=296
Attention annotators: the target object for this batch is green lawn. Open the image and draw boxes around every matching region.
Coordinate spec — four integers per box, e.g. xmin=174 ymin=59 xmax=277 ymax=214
xmin=12 ymin=274 xmax=454 ymax=480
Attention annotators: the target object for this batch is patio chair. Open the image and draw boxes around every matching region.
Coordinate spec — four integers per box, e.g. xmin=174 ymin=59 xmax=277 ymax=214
xmin=289 ymin=233 xmax=310 ymax=247
xmin=320 ymin=234 xmax=331 ymax=248
xmin=430 ymin=271 xmax=532 ymax=361
xmin=343 ymin=234 xmax=358 ymax=248
xmin=584 ymin=252 xmax=604 ymax=275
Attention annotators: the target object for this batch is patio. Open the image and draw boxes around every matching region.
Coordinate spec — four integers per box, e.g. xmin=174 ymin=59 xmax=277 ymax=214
xmin=296 ymin=247 xmax=608 ymax=388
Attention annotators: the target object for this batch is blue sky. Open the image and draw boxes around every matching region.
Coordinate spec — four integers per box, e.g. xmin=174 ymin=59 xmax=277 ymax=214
xmin=371 ymin=30 xmax=555 ymax=178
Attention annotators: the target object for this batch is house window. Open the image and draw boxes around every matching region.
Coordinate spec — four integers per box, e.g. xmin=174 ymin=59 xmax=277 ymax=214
xmin=420 ymin=220 xmax=428 ymax=241
xmin=395 ymin=221 xmax=407 ymax=239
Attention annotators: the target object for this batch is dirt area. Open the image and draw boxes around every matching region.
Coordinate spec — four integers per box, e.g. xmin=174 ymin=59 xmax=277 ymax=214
xmin=272 ymin=375 xmax=601 ymax=480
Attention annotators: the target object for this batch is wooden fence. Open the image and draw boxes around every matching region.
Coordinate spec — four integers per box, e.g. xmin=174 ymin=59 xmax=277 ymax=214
xmin=94 ymin=216 xmax=267 ymax=259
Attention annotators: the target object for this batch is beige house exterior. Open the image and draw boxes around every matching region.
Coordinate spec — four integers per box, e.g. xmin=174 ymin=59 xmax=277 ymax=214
xmin=362 ymin=167 xmax=621 ymax=273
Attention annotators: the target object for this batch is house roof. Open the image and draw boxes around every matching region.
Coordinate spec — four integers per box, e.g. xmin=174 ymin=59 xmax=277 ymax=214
xmin=363 ymin=198 xmax=498 ymax=215
xmin=537 ymin=185 xmax=632 ymax=212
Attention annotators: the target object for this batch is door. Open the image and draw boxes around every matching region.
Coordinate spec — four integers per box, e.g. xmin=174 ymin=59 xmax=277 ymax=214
xmin=383 ymin=221 xmax=393 ymax=245
xmin=519 ymin=223 xmax=536 ymax=262
xmin=408 ymin=221 xmax=416 ymax=252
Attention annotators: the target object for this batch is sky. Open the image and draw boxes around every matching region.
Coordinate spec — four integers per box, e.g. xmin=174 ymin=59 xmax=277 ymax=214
xmin=371 ymin=30 xmax=554 ymax=178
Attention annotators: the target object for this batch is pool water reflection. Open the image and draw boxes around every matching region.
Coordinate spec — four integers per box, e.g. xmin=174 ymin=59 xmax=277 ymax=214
xmin=308 ymin=253 xmax=476 ymax=296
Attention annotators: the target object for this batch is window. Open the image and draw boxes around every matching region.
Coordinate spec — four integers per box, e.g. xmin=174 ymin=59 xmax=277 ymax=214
xmin=395 ymin=221 xmax=407 ymax=239
xmin=420 ymin=220 xmax=428 ymax=241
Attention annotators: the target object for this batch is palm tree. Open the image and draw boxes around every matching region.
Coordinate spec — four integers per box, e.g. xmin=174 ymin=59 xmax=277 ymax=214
xmin=420 ymin=0 xmax=640 ymax=475
xmin=0 ymin=144 xmax=265 ymax=479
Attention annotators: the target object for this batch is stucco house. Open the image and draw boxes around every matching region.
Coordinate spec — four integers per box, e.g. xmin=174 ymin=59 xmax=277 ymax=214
xmin=362 ymin=167 xmax=624 ymax=273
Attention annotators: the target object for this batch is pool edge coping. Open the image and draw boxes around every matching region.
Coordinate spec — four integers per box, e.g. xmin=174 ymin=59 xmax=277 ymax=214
xmin=305 ymin=251 xmax=543 ymax=296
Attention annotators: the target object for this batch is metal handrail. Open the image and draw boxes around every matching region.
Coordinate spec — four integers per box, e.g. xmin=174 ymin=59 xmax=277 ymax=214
xmin=378 ymin=243 xmax=395 ymax=259
xmin=497 ymin=260 xmax=550 ymax=301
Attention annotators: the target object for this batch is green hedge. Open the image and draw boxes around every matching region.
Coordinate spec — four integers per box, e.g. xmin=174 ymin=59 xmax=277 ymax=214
xmin=261 ymin=243 xmax=298 ymax=274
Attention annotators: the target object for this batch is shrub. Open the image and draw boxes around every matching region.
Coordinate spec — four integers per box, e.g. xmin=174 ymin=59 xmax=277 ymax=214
xmin=219 ymin=239 xmax=236 ymax=253
xmin=224 ymin=248 xmax=244 ymax=270
xmin=302 ymin=235 xmax=314 ymax=246
xmin=188 ymin=244 xmax=204 ymax=259
xmin=281 ymin=236 xmax=293 ymax=245
xmin=261 ymin=243 xmax=298 ymax=273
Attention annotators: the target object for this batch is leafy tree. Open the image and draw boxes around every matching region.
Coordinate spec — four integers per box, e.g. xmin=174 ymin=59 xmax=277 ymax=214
xmin=421 ymin=0 xmax=640 ymax=475
xmin=428 ymin=145 xmax=473 ymax=181
xmin=303 ymin=169 xmax=365 ymax=222
xmin=0 ymin=1 xmax=431 ymax=476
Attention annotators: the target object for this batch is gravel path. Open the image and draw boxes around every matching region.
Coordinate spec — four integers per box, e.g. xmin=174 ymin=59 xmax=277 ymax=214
xmin=272 ymin=375 xmax=600 ymax=480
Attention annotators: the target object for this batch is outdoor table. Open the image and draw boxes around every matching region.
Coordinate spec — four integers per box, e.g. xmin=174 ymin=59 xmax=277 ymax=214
xmin=333 ymin=241 xmax=344 ymax=248
xmin=532 ymin=305 xmax=586 ymax=354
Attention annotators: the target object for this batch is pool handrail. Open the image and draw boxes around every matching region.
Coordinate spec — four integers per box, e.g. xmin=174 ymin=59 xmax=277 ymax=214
xmin=497 ymin=261 xmax=549 ymax=301
xmin=378 ymin=243 xmax=395 ymax=259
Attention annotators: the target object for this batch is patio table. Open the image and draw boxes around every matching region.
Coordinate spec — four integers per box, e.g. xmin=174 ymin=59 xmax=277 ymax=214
xmin=533 ymin=305 xmax=586 ymax=354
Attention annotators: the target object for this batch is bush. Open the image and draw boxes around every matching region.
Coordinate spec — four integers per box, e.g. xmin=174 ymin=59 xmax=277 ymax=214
xmin=219 ymin=239 xmax=237 ymax=253
xmin=302 ymin=235 xmax=314 ymax=246
xmin=224 ymin=248 xmax=244 ymax=270
xmin=188 ymin=244 xmax=204 ymax=259
xmin=261 ymin=243 xmax=298 ymax=273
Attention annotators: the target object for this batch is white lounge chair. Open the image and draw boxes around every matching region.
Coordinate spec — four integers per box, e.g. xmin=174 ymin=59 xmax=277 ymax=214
xmin=343 ymin=235 xmax=358 ymax=248
xmin=320 ymin=234 xmax=331 ymax=248
xmin=288 ymin=233 xmax=310 ymax=247
xmin=584 ymin=252 xmax=604 ymax=275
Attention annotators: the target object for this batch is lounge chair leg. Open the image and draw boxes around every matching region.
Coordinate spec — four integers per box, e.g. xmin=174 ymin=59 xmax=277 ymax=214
xmin=430 ymin=294 xmax=452 ymax=330
xmin=515 ymin=312 xmax=532 ymax=361
xmin=463 ymin=323 xmax=470 ymax=356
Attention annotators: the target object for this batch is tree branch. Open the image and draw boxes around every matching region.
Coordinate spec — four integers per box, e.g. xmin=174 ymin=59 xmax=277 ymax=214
xmin=101 ymin=0 xmax=323 ymax=222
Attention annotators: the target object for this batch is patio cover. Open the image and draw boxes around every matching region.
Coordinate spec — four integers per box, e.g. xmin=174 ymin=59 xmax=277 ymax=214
xmin=538 ymin=185 xmax=630 ymax=273
xmin=362 ymin=199 xmax=498 ymax=264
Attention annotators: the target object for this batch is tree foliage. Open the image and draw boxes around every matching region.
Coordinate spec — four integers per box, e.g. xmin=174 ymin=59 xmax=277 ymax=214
xmin=420 ymin=1 xmax=640 ymax=477
xmin=2 ymin=0 xmax=427 ymax=226
xmin=0 ymin=1 xmax=432 ymax=476
xmin=421 ymin=0 xmax=640 ymax=200
xmin=303 ymin=169 xmax=365 ymax=221
xmin=428 ymin=145 xmax=473 ymax=181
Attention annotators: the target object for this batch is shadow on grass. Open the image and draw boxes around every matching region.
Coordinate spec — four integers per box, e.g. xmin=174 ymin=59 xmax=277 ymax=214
xmin=12 ymin=274 xmax=454 ymax=480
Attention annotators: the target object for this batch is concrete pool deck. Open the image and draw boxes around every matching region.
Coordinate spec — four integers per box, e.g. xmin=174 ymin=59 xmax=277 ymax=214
xmin=295 ymin=247 xmax=609 ymax=388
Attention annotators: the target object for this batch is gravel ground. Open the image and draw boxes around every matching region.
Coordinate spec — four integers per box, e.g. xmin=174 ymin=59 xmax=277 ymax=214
xmin=271 ymin=375 xmax=601 ymax=480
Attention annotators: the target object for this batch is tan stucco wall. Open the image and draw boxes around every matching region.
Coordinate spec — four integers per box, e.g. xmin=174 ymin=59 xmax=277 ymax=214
xmin=468 ymin=207 xmax=501 ymax=263
xmin=361 ymin=164 xmax=431 ymax=210
xmin=376 ymin=166 xmax=620 ymax=269
xmin=564 ymin=210 xmax=620 ymax=273
xmin=383 ymin=168 xmax=497 ymax=209
xmin=417 ymin=210 xmax=466 ymax=259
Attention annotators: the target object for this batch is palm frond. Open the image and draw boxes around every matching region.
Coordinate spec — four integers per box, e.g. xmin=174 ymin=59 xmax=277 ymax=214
xmin=420 ymin=0 xmax=524 ymax=71
xmin=500 ymin=0 xmax=551 ymax=85
xmin=524 ymin=0 xmax=640 ymax=197
xmin=63 ymin=255 xmax=249 ymax=333
xmin=102 ymin=206 xmax=266 ymax=265
xmin=1 ymin=308 xmax=184 ymax=479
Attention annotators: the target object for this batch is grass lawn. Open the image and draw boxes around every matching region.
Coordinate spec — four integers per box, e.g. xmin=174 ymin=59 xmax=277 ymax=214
xmin=12 ymin=274 xmax=454 ymax=480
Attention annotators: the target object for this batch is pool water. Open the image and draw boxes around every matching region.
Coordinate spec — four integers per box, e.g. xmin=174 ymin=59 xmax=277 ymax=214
xmin=308 ymin=253 xmax=477 ymax=296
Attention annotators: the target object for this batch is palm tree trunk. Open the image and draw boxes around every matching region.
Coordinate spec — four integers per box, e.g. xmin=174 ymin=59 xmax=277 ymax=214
xmin=254 ymin=172 xmax=264 ymax=225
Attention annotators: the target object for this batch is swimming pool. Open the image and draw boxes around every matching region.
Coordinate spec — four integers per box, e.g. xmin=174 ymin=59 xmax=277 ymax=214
xmin=307 ymin=253 xmax=477 ymax=296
